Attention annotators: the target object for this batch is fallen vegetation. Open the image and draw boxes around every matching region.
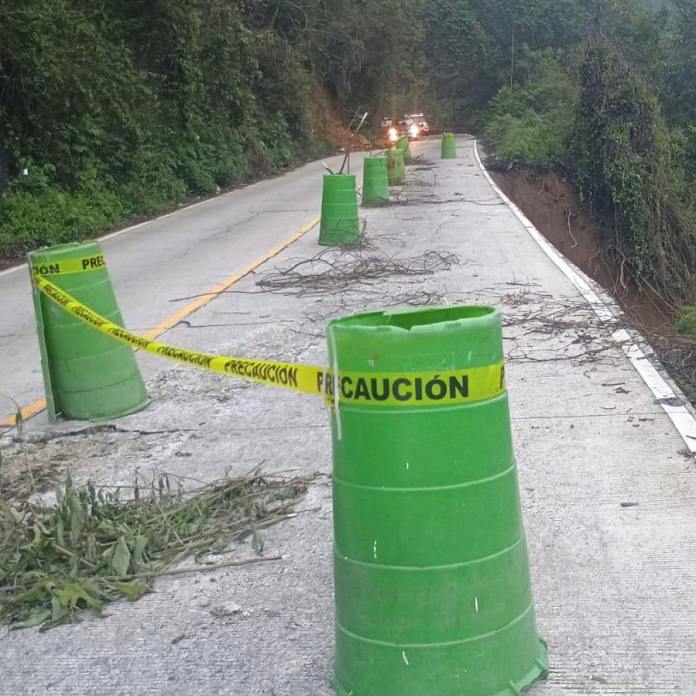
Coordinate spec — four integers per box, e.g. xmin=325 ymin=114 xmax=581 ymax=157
xmin=0 ymin=469 xmax=309 ymax=630
xmin=257 ymin=248 xmax=460 ymax=297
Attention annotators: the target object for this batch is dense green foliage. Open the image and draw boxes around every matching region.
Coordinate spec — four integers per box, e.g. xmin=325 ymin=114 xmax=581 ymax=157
xmin=2 ymin=0 xmax=696 ymax=307
xmin=466 ymin=0 xmax=696 ymax=306
xmin=0 ymin=0 xmax=424 ymax=257
xmin=484 ymin=50 xmax=579 ymax=167
xmin=573 ymin=42 xmax=696 ymax=303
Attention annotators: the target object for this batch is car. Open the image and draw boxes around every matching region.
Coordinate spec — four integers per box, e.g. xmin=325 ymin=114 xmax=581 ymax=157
xmin=404 ymin=113 xmax=430 ymax=138
xmin=382 ymin=113 xmax=431 ymax=143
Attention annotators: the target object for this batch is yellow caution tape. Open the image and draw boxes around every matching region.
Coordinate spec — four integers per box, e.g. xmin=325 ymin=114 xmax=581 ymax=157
xmin=34 ymin=276 xmax=506 ymax=407
xmin=31 ymin=254 xmax=107 ymax=276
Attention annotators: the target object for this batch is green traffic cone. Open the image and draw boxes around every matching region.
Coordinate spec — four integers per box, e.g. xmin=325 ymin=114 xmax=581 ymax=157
xmin=329 ymin=305 xmax=548 ymax=696
xmin=386 ymin=149 xmax=406 ymax=185
xmin=319 ymin=174 xmax=360 ymax=246
xmin=362 ymin=157 xmax=390 ymax=207
xmin=28 ymin=242 xmax=149 ymax=422
xmin=396 ymin=136 xmax=411 ymax=162
xmin=442 ymin=132 xmax=457 ymax=159
xmin=398 ymin=136 xmax=411 ymax=159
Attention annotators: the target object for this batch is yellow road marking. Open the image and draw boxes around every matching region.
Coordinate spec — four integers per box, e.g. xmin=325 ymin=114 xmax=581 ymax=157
xmin=1 ymin=217 xmax=320 ymax=429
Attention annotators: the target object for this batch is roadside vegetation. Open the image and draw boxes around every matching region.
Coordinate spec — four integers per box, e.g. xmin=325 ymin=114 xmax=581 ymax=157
xmin=0 ymin=469 xmax=309 ymax=630
xmin=2 ymin=0 xmax=696 ymax=325
xmin=473 ymin=1 xmax=696 ymax=317
xmin=0 ymin=0 xmax=424 ymax=259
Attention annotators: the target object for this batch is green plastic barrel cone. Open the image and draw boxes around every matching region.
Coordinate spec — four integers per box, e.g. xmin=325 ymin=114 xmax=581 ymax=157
xmin=396 ymin=136 xmax=411 ymax=162
xmin=442 ymin=132 xmax=457 ymax=159
xmin=328 ymin=306 xmax=548 ymax=696
xmin=319 ymin=174 xmax=360 ymax=246
xmin=28 ymin=242 xmax=149 ymax=422
xmin=387 ymin=149 xmax=406 ymax=185
xmin=362 ymin=157 xmax=390 ymax=207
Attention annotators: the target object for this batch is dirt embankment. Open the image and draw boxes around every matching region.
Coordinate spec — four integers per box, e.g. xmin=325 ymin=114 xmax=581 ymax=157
xmin=309 ymin=89 xmax=375 ymax=152
xmin=489 ymin=166 xmax=696 ymax=402
xmin=491 ymin=169 xmax=673 ymax=330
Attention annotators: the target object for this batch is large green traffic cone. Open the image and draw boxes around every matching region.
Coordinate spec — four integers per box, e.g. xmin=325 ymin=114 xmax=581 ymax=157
xmin=396 ymin=136 xmax=411 ymax=162
xmin=319 ymin=174 xmax=360 ymax=246
xmin=362 ymin=157 xmax=390 ymax=207
xmin=28 ymin=242 xmax=149 ymax=422
xmin=328 ymin=306 xmax=548 ymax=696
xmin=442 ymin=132 xmax=457 ymax=159
xmin=386 ymin=149 xmax=406 ymax=185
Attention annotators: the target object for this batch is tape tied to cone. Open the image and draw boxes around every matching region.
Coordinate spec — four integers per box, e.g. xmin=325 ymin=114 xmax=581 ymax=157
xmin=34 ymin=275 xmax=506 ymax=409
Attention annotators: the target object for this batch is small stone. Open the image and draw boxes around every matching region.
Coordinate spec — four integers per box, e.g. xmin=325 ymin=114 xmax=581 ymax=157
xmin=211 ymin=602 xmax=242 ymax=617
xmin=197 ymin=597 xmax=211 ymax=608
xmin=263 ymin=601 xmax=283 ymax=617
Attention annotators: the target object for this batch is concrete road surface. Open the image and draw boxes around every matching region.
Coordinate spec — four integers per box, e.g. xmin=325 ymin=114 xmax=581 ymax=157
xmin=1 ymin=136 xmax=695 ymax=695
xmin=0 ymin=149 xmax=368 ymax=422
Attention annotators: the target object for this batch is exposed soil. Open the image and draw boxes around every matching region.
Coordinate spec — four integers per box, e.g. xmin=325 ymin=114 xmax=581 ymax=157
xmin=491 ymin=169 xmax=673 ymax=330
xmin=490 ymin=166 xmax=696 ymax=402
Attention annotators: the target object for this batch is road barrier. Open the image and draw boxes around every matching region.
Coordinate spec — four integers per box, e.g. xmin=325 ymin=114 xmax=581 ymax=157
xmin=361 ymin=157 xmax=390 ymax=207
xmin=396 ymin=135 xmax=411 ymax=162
xmin=28 ymin=143 xmax=548 ymax=695
xmin=329 ymin=306 xmax=548 ymax=696
xmin=319 ymin=174 xmax=360 ymax=246
xmin=28 ymin=242 xmax=149 ymax=422
xmin=442 ymin=132 xmax=457 ymax=159
xmin=386 ymin=149 xmax=406 ymax=185
xmin=32 ymin=275 xmax=506 ymax=410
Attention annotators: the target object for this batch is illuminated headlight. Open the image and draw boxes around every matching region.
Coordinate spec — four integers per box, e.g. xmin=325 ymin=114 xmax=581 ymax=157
xmin=409 ymin=124 xmax=420 ymax=138
xmin=388 ymin=128 xmax=399 ymax=142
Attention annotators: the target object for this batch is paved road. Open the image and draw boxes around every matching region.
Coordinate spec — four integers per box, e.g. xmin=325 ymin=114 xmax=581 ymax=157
xmin=0 ymin=149 xmax=372 ymax=423
xmin=2 ymin=137 xmax=696 ymax=695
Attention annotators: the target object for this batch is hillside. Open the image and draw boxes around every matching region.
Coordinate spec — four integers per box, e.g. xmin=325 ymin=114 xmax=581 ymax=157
xmin=2 ymin=0 xmax=696 ymax=317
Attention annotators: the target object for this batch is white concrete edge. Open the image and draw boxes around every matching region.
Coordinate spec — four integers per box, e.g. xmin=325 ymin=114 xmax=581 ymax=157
xmin=473 ymin=138 xmax=696 ymax=455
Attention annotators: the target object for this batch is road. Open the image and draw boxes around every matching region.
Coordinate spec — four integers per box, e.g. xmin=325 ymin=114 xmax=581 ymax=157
xmin=0 ymin=150 xmax=367 ymax=424
xmin=2 ymin=136 xmax=696 ymax=695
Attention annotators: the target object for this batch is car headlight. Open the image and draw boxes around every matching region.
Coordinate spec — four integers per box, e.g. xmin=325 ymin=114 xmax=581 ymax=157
xmin=409 ymin=124 xmax=420 ymax=137
xmin=388 ymin=128 xmax=399 ymax=142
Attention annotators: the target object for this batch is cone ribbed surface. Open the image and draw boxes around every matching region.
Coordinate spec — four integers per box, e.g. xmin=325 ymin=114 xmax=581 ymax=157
xmin=28 ymin=242 xmax=149 ymax=422
xmin=396 ymin=136 xmax=411 ymax=162
xmin=387 ymin=149 xmax=406 ymax=185
xmin=319 ymin=174 xmax=360 ymax=246
xmin=328 ymin=306 xmax=548 ymax=696
xmin=362 ymin=157 xmax=390 ymax=207
xmin=442 ymin=132 xmax=457 ymax=159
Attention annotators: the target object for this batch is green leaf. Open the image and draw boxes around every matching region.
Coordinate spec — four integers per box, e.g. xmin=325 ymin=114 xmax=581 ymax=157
xmin=131 ymin=535 xmax=148 ymax=569
xmin=12 ymin=609 xmax=52 ymax=629
xmin=50 ymin=594 xmax=69 ymax=623
xmin=56 ymin=518 xmax=65 ymax=547
xmin=69 ymin=494 xmax=83 ymax=545
xmin=112 ymin=580 xmax=148 ymax=601
xmin=111 ymin=537 xmax=131 ymax=577
xmin=85 ymin=534 xmax=97 ymax=563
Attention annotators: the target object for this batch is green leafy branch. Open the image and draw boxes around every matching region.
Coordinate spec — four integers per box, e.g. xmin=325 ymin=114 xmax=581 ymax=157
xmin=0 ymin=469 xmax=310 ymax=630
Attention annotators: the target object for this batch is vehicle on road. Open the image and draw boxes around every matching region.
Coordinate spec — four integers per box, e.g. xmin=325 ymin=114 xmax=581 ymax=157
xmin=405 ymin=113 xmax=430 ymax=138
xmin=382 ymin=113 xmax=431 ymax=142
